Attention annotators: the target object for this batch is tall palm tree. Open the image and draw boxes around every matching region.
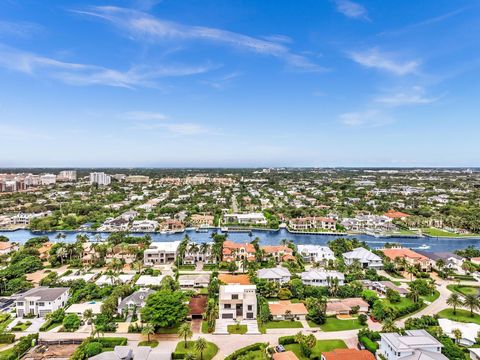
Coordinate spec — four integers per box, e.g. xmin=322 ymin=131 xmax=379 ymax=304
xmin=447 ymin=293 xmax=462 ymax=315
xmin=463 ymin=294 xmax=480 ymax=317
xmin=407 ymin=287 xmax=421 ymax=303
xmin=406 ymin=265 xmax=416 ymax=281
xmin=199 ymin=242 xmax=209 ymax=261
xmin=195 ymin=337 xmax=207 ymax=360
xmin=142 ymin=323 xmax=155 ymax=342
xmin=178 ymin=323 xmax=193 ymax=348
xmin=83 ymin=309 xmax=94 ymax=334
xmin=381 ymin=318 xmax=397 ymax=333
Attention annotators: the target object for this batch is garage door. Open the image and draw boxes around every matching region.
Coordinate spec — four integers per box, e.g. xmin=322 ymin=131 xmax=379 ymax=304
xmin=222 ymin=314 xmax=234 ymax=319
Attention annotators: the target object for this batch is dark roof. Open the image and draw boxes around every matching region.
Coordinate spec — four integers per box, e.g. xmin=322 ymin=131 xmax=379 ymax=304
xmin=417 ymin=251 xmax=462 ymax=261
xmin=188 ymin=295 xmax=207 ymax=316
xmin=16 ymin=287 xmax=69 ymax=301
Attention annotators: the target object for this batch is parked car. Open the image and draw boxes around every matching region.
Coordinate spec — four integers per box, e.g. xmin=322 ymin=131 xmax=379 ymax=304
xmin=275 ymin=345 xmax=286 ymax=353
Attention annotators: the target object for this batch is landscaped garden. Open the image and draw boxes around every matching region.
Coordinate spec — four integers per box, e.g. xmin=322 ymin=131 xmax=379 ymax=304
xmin=447 ymin=284 xmax=479 ymax=296
xmin=138 ymin=340 xmax=158 ymax=348
xmin=284 ymin=339 xmax=347 ymax=360
xmin=438 ymin=308 xmax=480 ymax=325
xmin=10 ymin=321 xmax=32 ymax=332
xmin=227 ymin=324 xmax=247 ymax=334
xmin=173 ymin=340 xmax=218 ymax=360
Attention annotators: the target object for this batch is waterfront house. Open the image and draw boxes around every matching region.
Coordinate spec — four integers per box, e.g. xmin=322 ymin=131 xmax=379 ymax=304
xmin=297 ymin=245 xmax=335 ymax=264
xmin=222 ymin=241 xmax=256 ymax=262
xmin=257 ymin=267 xmax=291 ymax=284
xmin=300 ymin=269 xmax=345 ymax=287
xmin=381 ymin=247 xmax=431 ymax=271
xmin=289 ymin=216 xmax=336 ymax=231
xmin=343 ymin=247 xmax=383 ymax=269
xmin=143 ymin=241 xmax=180 ymax=266
xmin=223 ymin=212 xmax=267 ymax=225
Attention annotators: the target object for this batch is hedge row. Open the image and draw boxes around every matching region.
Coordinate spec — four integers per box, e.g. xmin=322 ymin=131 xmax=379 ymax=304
xmin=278 ymin=336 xmax=296 ymax=345
xmin=359 ymin=336 xmax=378 ymax=353
xmin=0 ymin=334 xmax=15 ymax=344
xmin=0 ymin=333 xmax=38 ymax=360
xmin=224 ymin=342 xmax=268 ymax=360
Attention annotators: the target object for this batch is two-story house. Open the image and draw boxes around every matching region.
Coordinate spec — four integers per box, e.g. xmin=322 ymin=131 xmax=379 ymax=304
xmin=343 ymin=247 xmax=383 ymax=269
xmin=15 ymin=287 xmax=70 ymax=317
xmin=143 ymin=241 xmax=180 ymax=266
xmin=379 ymin=330 xmax=448 ymax=360
xmin=219 ymin=285 xmax=257 ymax=320
xmin=300 ymin=269 xmax=345 ymax=287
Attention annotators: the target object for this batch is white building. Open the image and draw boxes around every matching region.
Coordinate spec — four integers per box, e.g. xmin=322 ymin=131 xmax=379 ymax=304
xmin=58 ymin=170 xmax=77 ymax=182
xmin=135 ymin=275 xmax=165 ymax=287
xmin=131 ymin=220 xmax=158 ymax=232
xmin=15 ymin=287 xmax=70 ymax=317
xmin=95 ymin=274 xmax=134 ymax=286
xmin=178 ymin=274 xmax=210 ymax=288
xmin=183 ymin=243 xmax=213 ymax=264
xmin=300 ymin=269 xmax=345 ymax=287
xmin=379 ymin=330 xmax=448 ymax=360
xmin=438 ymin=318 xmax=480 ymax=347
xmin=219 ymin=285 xmax=257 ymax=320
xmin=343 ymin=247 xmax=383 ymax=269
xmin=289 ymin=217 xmax=336 ymax=231
xmin=143 ymin=241 xmax=180 ymax=266
xmin=257 ymin=267 xmax=291 ymax=284
xmin=297 ymin=245 xmax=336 ymax=263
xmin=40 ymin=174 xmax=57 ymax=185
xmin=223 ymin=213 xmax=267 ymax=225
xmin=90 ymin=172 xmax=111 ymax=186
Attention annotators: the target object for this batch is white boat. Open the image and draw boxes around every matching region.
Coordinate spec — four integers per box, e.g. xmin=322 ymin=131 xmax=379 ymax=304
xmin=417 ymin=244 xmax=430 ymax=250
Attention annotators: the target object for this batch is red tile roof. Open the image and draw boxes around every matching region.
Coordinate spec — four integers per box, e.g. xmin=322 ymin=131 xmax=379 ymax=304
xmin=384 ymin=210 xmax=410 ymax=219
xmin=218 ymin=274 xmax=252 ymax=285
xmin=322 ymin=349 xmax=375 ymax=360
xmin=269 ymin=301 xmax=308 ymax=316
xmin=381 ymin=248 xmax=428 ymax=261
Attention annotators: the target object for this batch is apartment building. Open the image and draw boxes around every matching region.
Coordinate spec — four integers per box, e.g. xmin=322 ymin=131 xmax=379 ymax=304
xmin=58 ymin=170 xmax=77 ymax=182
xmin=143 ymin=241 xmax=180 ymax=265
xmin=90 ymin=172 xmax=111 ymax=186
xmin=40 ymin=174 xmax=57 ymax=185
xmin=289 ymin=216 xmax=336 ymax=231
xmin=219 ymin=285 xmax=257 ymax=320
xmin=15 ymin=287 xmax=70 ymax=317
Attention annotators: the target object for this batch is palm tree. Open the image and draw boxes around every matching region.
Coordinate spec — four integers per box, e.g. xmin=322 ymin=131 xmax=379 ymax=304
xmin=83 ymin=309 xmax=94 ymax=334
xmin=463 ymin=294 xmax=480 ymax=317
xmin=452 ymin=328 xmax=462 ymax=344
xmin=195 ymin=337 xmax=207 ymax=360
xmin=381 ymin=318 xmax=397 ymax=333
xmin=435 ymin=258 xmax=445 ymax=272
xmin=178 ymin=323 xmax=193 ymax=348
xmin=132 ymin=260 xmax=143 ymax=274
xmin=57 ymin=246 xmax=67 ymax=266
xmin=142 ymin=323 xmax=155 ymax=342
xmin=406 ymin=265 xmax=416 ymax=281
xmin=183 ymin=354 xmax=196 ymax=360
xmin=407 ymin=287 xmax=421 ymax=303
xmin=447 ymin=293 xmax=462 ymax=315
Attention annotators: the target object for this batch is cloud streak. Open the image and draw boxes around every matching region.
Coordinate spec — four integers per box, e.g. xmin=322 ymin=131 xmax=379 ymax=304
xmin=124 ymin=111 xmax=210 ymax=135
xmin=73 ymin=6 xmax=325 ymax=72
xmin=0 ymin=44 xmax=213 ymax=88
xmin=349 ymin=48 xmax=420 ymax=75
xmin=334 ymin=0 xmax=369 ymax=20
xmin=375 ymin=86 xmax=439 ymax=106
xmin=339 ymin=109 xmax=391 ymax=127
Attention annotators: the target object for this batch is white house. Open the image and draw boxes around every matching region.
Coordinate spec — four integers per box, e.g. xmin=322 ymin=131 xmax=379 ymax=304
xmin=131 ymin=220 xmax=158 ymax=232
xmin=297 ymin=245 xmax=335 ymax=263
xmin=438 ymin=318 xmax=480 ymax=347
xmin=66 ymin=301 xmax=103 ymax=317
xmin=15 ymin=287 xmax=70 ymax=317
xmin=223 ymin=213 xmax=267 ymax=225
xmin=300 ymin=269 xmax=344 ymax=287
xmin=379 ymin=330 xmax=448 ymax=360
xmin=219 ymin=285 xmax=257 ymax=320
xmin=143 ymin=241 xmax=180 ymax=266
xmin=135 ymin=275 xmax=165 ymax=287
xmin=178 ymin=274 xmax=210 ymax=288
xmin=118 ymin=289 xmax=154 ymax=314
xmin=343 ymin=247 xmax=383 ymax=269
xmin=95 ymin=274 xmax=134 ymax=286
xmin=256 ymin=267 xmax=291 ymax=284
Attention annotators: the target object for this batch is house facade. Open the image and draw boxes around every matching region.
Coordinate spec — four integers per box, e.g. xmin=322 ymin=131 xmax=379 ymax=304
xmin=257 ymin=267 xmax=291 ymax=284
xmin=143 ymin=241 xmax=180 ymax=265
xmin=219 ymin=285 xmax=257 ymax=320
xmin=300 ymin=269 xmax=345 ymax=287
xmin=343 ymin=247 xmax=383 ymax=269
xmin=379 ymin=330 xmax=447 ymax=360
xmin=297 ymin=245 xmax=335 ymax=263
xmin=15 ymin=287 xmax=70 ymax=317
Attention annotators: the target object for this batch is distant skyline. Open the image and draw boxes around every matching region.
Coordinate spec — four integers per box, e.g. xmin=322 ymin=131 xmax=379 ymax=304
xmin=1 ymin=0 xmax=480 ymax=167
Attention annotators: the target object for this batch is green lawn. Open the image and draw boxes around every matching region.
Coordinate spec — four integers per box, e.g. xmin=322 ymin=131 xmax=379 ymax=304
xmin=227 ymin=324 xmax=247 ymax=334
xmin=308 ymin=317 xmax=365 ymax=332
xmin=11 ymin=321 xmax=32 ymax=331
xmin=156 ymin=325 xmax=181 ymax=334
xmin=138 ymin=340 xmax=158 ymax=348
xmin=174 ymin=341 xmax=218 ymax=360
xmin=201 ymin=321 xmax=210 ymax=334
xmin=177 ymin=265 xmax=196 ymax=271
xmin=285 ymin=340 xmax=347 ymax=360
xmin=421 ymin=228 xmax=474 ymax=237
xmin=447 ymin=285 xmax=479 ymax=296
xmin=422 ymin=290 xmax=440 ymax=303
xmin=382 ymin=297 xmax=415 ymax=311
xmin=438 ymin=308 xmax=480 ymax=325
xmin=264 ymin=320 xmax=303 ymax=329
xmin=40 ymin=320 xmax=63 ymax=332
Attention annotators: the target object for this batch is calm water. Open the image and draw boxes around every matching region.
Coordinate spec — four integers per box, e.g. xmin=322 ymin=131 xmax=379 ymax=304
xmin=1 ymin=229 xmax=480 ymax=252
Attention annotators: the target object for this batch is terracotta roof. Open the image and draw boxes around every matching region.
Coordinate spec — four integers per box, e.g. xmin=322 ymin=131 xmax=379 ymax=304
xmin=322 ymin=349 xmax=375 ymax=360
xmin=223 ymin=241 xmax=255 ymax=253
xmin=262 ymin=245 xmax=293 ymax=254
xmin=381 ymin=248 xmax=429 ymax=261
xmin=218 ymin=274 xmax=251 ymax=285
xmin=384 ymin=210 xmax=410 ymax=219
xmin=326 ymin=302 xmax=351 ymax=313
xmin=272 ymin=351 xmax=299 ymax=360
xmin=283 ymin=254 xmax=296 ymax=261
xmin=0 ymin=242 xmax=13 ymax=250
xmin=188 ymin=295 xmax=208 ymax=316
xmin=269 ymin=301 xmax=308 ymax=316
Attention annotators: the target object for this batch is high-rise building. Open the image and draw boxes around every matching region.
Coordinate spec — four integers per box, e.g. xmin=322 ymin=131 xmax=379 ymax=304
xmin=58 ymin=170 xmax=77 ymax=182
xmin=40 ymin=174 xmax=57 ymax=185
xmin=89 ymin=172 xmax=111 ymax=186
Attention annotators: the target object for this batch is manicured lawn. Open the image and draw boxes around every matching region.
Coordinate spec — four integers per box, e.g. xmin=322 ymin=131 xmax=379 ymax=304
xmin=447 ymin=285 xmax=479 ymax=296
xmin=422 ymin=290 xmax=440 ymax=303
xmin=421 ymin=228 xmax=476 ymax=237
xmin=201 ymin=320 xmax=210 ymax=334
xmin=138 ymin=340 xmax=158 ymax=348
xmin=177 ymin=265 xmax=195 ymax=271
xmin=308 ymin=317 xmax=365 ymax=332
xmin=264 ymin=320 xmax=303 ymax=329
xmin=438 ymin=308 xmax=480 ymax=325
xmin=382 ymin=297 xmax=415 ymax=311
xmin=174 ymin=341 xmax=218 ymax=360
xmin=156 ymin=325 xmax=181 ymax=334
xmin=40 ymin=320 xmax=63 ymax=332
xmin=227 ymin=324 xmax=247 ymax=334
xmin=11 ymin=321 xmax=32 ymax=331
xmin=285 ymin=340 xmax=347 ymax=360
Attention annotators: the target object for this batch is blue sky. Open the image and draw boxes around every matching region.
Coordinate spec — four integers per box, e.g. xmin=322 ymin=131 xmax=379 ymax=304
xmin=1 ymin=0 xmax=480 ymax=167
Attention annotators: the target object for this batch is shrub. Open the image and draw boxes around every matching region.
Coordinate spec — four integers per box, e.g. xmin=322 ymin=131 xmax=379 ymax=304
xmin=224 ymin=342 xmax=267 ymax=360
xmin=62 ymin=314 xmax=81 ymax=331
xmin=0 ymin=334 xmax=15 ymax=344
xmin=278 ymin=335 xmax=296 ymax=345
xmin=98 ymin=337 xmax=127 ymax=347
xmin=360 ymin=336 xmax=378 ymax=353
xmin=84 ymin=342 xmax=103 ymax=357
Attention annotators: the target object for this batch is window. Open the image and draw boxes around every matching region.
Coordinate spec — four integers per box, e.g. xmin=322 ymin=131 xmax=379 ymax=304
xmin=17 ymin=302 xmax=23 ymax=306
xmin=231 ymin=294 xmax=239 ymax=300
xmin=38 ymin=302 xmax=45 ymax=307
xmin=247 ymin=305 xmax=252 ymax=311
xmin=29 ymin=301 xmax=35 ymax=306
xmin=224 ymin=304 xmax=231 ymax=309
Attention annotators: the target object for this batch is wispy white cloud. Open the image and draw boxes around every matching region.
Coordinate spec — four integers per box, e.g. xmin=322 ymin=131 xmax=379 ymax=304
xmin=0 ymin=44 xmax=213 ymax=88
xmin=349 ymin=48 xmax=420 ymax=76
xmin=202 ymin=72 xmax=240 ymax=90
xmin=339 ymin=109 xmax=391 ymax=127
xmin=124 ymin=111 xmax=210 ymax=135
xmin=334 ymin=0 xmax=369 ymax=20
xmin=0 ymin=20 xmax=43 ymax=37
xmin=375 ymin=86 xmax=439 ymax=106
xmin=73 ymin=6 xmax=325 ymax=72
